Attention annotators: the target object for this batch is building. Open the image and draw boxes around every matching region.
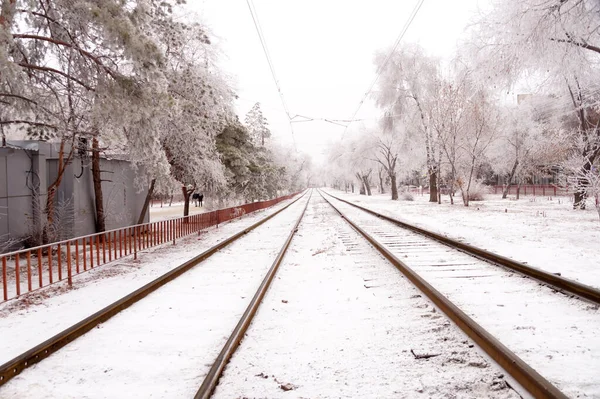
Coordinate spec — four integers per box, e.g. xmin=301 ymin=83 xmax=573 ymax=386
xmin=0 ymin=140 xmax=148 ymax=248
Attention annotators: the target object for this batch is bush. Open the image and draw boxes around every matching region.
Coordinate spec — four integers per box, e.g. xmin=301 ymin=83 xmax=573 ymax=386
xmin=401 ymin=191 xmax=414 ymax=201
xmin=467 ymin=182 xmax=488 ymax=201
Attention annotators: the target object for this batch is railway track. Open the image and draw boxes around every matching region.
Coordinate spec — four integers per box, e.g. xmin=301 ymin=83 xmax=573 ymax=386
xmin=319 ymin=189 xmax=600 ymax=398
xmin=0 ymin=191 xmax=310 ymax=397
xmin=2 ymin=189 xmax=598 ymax=398
xmin=205 ymin=193 xmax=527 ymax=398
xmin=322 ymin=190 xmax=600 ymax=304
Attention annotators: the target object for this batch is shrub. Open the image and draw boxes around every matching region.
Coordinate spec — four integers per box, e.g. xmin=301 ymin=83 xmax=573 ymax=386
xmin=467 ymin=182 xmax=488 ymax=201
xmin=401 ymin=191 xmax=414 ymax=201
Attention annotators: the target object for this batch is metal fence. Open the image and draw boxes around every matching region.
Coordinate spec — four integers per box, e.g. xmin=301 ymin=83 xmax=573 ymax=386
xmin=405 ymin=185 xmax=572 ymax=197
xmin=490 ymin=185 xmax=570 ymax=196
xmin=1 ymin=192 xmax=299 ymax=303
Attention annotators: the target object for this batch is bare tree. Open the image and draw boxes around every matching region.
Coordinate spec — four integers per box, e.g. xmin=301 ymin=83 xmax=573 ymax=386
xmin=373 ymin=44 xmax=441 ymax=202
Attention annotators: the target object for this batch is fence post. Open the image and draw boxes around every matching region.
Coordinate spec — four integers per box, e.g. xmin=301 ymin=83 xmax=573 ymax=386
xmin=134 ymin=227 xmax=138 ymax=260
xmin=76 ymin=240 xmax=81 ymax=273
xmin=89 ymin=236 xmax=94 ymax=269
xmin=2 ymin=256 xmax=7 ymax=301
xmin=57 ymin=244 xmax=62 ymax=281
xmin=67 ymin=242 xmax=72 ymax=287
xmin=26 ymin=251 xmax=32 ymax=292
xmin=101 ymin=235 xmax=106 ymax=264
xmin=48 ymin=246 xmax=53 ymax=284
xmin=37 ymin=248 xmax=43 ymax=288
xmin=96 ymin=235 xmax=100 ymax=266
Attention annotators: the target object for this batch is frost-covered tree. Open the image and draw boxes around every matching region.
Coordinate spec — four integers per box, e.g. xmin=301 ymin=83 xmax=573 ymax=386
xmin=244 ymin=102 xmax=271 ymax=146
xmin=469 ymin=0 xmax=600 ymax=209
xmin=456 ymin=89 xmax=501 ymax=206
xmin=216 ymin=121 xmax=287 ymax=203
xmin=326 ymin=140 xmax=357 ymax=192
xmin=488 ymin=97 xmax=565 ymax=200
xmin=366 ymin=120 xmax=410 ymax=200
xmin=0 ymin=0 xmax=238 ymax=235
xmin=0 ymin=0 xmax=173 ymax=239
xmin=373 ymin=44 xmax=441 ymax=202
xmin=429 ymin=77 xmax=467 ymax=204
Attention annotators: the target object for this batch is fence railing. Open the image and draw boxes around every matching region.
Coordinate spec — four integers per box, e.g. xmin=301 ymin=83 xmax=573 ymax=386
xmin=490 ymin=185 xmax=570 ymax=196
xmin=1 ymin=192 xmax=300 ymax=303
xmin=404 ymin=185 xmax=572 ymax=197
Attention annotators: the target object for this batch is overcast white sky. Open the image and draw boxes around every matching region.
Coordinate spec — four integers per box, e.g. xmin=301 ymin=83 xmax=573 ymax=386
xmin=186 ymin=0 xmax=486 ymax=165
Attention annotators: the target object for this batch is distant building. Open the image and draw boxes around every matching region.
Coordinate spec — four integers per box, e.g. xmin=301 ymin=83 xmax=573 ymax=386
xmin=0 ymin=140 xmax=148 ymax=247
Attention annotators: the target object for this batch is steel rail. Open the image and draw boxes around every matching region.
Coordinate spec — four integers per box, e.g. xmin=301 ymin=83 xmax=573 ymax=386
xmin=0 ymin=190 xmax=308 ymax=387
xmin=195 ymin=189 xmax=313 ymax=399
xmin=321 ymin=190 xmax=600 ymax=305
xmin=319 ymin=189 xmax=567 ymax=399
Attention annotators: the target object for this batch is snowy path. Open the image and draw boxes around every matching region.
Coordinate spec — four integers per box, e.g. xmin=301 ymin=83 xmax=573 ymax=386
xmin=0 ymin=195 xmax=309 ymax=398
xmin=324 ymin=189 xmax=600 ymax=289
xmin=324 ymin=192 xmax=600 ymax=398
xmin=212 ymin=193 xmax=520 ymax=398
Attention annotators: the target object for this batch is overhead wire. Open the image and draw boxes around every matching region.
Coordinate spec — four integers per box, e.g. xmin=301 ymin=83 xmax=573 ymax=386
xmin=246 ymin=0 xmax=296 ymax=149
xmin=341 ymin=0 xmax=426 ymax=139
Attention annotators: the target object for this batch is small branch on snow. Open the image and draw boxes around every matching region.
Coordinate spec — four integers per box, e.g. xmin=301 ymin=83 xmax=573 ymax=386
xmin=411 ymin=349 xmax=441 ymax=359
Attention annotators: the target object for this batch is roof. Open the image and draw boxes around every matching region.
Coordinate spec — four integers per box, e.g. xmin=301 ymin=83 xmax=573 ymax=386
xmin=2 ymin=140 xmax=40 ymax=151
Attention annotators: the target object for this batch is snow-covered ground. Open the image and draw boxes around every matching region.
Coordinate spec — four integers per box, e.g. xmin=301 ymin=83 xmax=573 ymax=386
xmin=324 ymin=191 xmax=600 ymax=398
xmin=0 ymin=195 xmax=309 ymax=398
xmin=2 ymin=189 xmax=597 ymax=398
xmin=149 ymin=201 xmax=207 ymax=221
xmin=323 ymin=188 xmax=600 ymax=288
xmin=213 ymin=194 xmax=521 ymax=398
xmin=0 ymin=195 xmax=301 ymax=366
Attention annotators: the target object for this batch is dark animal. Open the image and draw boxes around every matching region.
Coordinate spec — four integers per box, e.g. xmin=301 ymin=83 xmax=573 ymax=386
xmin=192 ymin=193 xmax=204 ymax=207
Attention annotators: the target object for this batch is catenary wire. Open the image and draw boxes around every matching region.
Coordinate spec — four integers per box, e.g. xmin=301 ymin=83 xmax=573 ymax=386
xmin=341 ymin=0 xmax=426 ymax=139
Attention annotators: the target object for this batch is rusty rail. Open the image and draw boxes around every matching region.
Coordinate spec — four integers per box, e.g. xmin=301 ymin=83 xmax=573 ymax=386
xmin=319 ymin=189 xmax=567 ymax=399
xmin=321 ymin=190 xmax=600 ymax=305
xmin=0 ymin=190 xmax=308 ymax=387
xmin=195 ymin=189 xmax=312 ymax=399
xmin=0 ymin=192 xmax=300 ymax=303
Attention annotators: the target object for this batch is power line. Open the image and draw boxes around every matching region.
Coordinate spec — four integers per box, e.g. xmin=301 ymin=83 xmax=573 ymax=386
xmin=246 ymin=0 xmax=296 ymax=149
xmin=341 ymin=0 xmax=426 ymax=138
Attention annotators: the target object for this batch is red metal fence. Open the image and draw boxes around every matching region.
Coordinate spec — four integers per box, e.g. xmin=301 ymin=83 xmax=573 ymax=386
xmin=406 ymin=185 xmax=572 ymax=197
xmin=491 ymin=185 xmax=571 ymax=196
xmin=0 ymin=192 xmax=300 ymax=303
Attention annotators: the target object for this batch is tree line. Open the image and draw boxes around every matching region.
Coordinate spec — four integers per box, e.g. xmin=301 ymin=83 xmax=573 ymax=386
xmin=326 ymin=0 xmax=600 ymax=215
xmin=0 ymin=0 xmax=310 ymax=245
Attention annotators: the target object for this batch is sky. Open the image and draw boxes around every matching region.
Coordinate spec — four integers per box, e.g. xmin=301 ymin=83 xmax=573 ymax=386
xmin=186 ymin=0 xmax=486 ymax=166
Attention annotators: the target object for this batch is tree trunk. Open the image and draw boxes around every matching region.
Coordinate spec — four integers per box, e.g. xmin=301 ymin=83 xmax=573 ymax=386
xmin=137 ymin=178 xmax=155 ymax=225
xmin=516 ymin=184 xmax=521 ymax=200
xmin=437 ymin=163 xmax=442 ymax=204
xmin=460 ymin=181 xmax=469 ymax=207
xmin=182 ymin=186 xmax=192 ymax=217
xmin=448 ymin=169 xmax=455 ymax=205
xmin=43 ymin=139 xmax=74 ymax=243
xmin=391 ymin=174 xmax=398 ymax=200
xmin=573 ymin=160 xmax=593 ymax=209
xmin=429 ymin=166 xmax=438 ymax=202
xmin=574 ymin=187 xmax=587 ymax=209
xmin=351 ymin=183 xmax=354 ymax=193
xmin=91 ymin=137 xmax=106 ymax=232
xmin=362 ymin=176 xmax=372 ymax=196
xmin=502 ymin=159 xmax=519 ymax=199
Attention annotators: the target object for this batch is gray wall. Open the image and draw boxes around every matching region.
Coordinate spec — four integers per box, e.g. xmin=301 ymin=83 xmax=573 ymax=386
xmin=0 ymin=141 xmax=148 ymax=247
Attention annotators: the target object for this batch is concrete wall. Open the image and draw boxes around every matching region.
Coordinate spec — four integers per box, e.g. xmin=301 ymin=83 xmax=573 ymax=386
xmin=0 ymin=141 xmax=148 ymax=247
